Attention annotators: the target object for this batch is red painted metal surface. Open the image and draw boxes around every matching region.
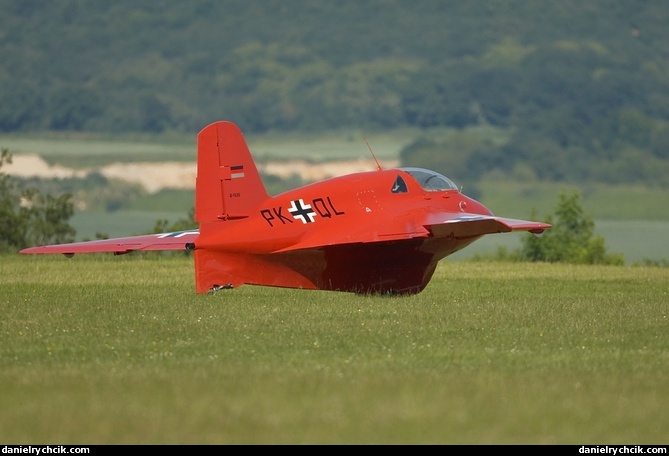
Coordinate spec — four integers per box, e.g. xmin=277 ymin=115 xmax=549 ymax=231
xmin=21 ymin=121 xmax=550 ymax=295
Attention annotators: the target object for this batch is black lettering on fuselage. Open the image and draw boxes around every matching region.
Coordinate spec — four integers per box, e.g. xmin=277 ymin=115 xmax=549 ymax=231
xmin=327 ymin=196 xmax=345 ymax=215
xmin=312 ymin=198 xmax=332 ymax=218
xmin=262 ymin=196 xmax=345 ymax=227
xmin=313 ymin=197 xmax=346 ymax=218
xmin=273 ymin=207 xmax=293 ymax=225
xmin=260 ymin=209 xmax=275 ymax=227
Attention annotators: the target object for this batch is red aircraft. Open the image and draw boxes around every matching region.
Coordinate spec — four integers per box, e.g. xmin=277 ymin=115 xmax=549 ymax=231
xmin=21 ymin=120 xmax=551 ymax=295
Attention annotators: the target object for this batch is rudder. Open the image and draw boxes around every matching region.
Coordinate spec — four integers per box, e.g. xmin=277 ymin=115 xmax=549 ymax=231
xmin=195 ymin=121 xmax=269 ymax=222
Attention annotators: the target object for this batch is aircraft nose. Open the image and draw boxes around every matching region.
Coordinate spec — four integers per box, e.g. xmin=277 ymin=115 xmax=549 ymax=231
xmin=460 ymin=195 xmax=493 ymax=216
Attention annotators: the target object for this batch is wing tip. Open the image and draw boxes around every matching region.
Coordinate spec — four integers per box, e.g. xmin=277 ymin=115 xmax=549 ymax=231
xmin=20 ymin=246 xmax=77 ymax=256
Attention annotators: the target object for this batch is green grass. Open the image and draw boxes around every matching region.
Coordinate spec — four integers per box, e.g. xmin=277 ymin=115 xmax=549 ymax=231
xmin=1 ymin=255 xmax=668 ymax=444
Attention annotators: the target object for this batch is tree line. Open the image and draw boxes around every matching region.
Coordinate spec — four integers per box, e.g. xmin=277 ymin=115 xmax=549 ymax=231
xmin=1 ymin=1 xmax=668 ymax=186
xmin=0 ymin=149 xmax=75 ymax=252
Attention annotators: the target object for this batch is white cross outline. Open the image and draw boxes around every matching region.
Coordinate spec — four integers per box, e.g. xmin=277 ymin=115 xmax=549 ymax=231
xmin=288 ymin=199 xmax=317 ymax=224
xmin=156 ymin=229 xmax=199 ymax=238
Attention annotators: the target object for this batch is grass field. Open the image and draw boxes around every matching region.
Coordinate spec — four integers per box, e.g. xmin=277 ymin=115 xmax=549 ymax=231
xmin=1 ymin=255 xmax=668 ymax=444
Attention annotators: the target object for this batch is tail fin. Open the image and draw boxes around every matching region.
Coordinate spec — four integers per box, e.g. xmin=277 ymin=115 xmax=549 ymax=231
xmin=195 ymin=121 xmax=269 ymax=222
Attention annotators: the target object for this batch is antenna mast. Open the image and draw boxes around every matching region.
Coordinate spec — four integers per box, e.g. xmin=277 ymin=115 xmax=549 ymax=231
xmin=364 ymin=137 xmax=383 ymax=171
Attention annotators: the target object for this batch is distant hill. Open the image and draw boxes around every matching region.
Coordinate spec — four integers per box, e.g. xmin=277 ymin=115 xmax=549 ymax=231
xmin=1 ymin=0 xmax=668 ymax=186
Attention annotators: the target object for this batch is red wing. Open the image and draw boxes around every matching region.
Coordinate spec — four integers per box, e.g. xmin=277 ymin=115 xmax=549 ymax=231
xmin=272 ymin=218 xmax=431 ymax=253
xmin=20 ymin=230 xmax=199 ymax=256
xmin=275 ymin=212 xmax=550 ymax=253
xmin=425 ymin=214 xmax=551 ymax=239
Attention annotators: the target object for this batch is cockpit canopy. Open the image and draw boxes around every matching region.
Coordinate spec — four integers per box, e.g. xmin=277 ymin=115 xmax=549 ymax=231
xmin=400 ymin=167 xmax=459 ymax=192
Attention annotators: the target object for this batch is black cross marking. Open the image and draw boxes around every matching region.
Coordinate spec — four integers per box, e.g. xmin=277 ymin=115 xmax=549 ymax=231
xmin=288 ymin=199 xmax=316 ymax=224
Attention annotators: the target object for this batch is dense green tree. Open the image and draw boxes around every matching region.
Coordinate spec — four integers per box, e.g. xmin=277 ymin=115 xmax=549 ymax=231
xmin=0 ymin=149 xmax=76 ymax=252
xmin=474 ymin=190 xmax=624 ymax=265
xmin=519 ymin=191 xmax=624 ymax=265
xmin=48 ymin=87 xmax=103 ymax=131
